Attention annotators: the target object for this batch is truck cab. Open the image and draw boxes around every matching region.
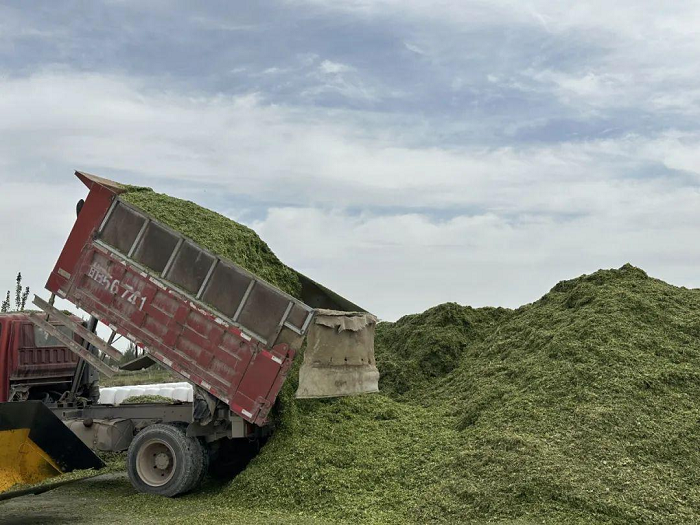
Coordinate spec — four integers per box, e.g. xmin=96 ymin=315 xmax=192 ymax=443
xmin=0 ymin=313 xmax=80 ymax=402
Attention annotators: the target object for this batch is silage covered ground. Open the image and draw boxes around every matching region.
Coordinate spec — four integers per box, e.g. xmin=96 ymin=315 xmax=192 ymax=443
xmin=18 ymin=264 xmax=695 ymax=524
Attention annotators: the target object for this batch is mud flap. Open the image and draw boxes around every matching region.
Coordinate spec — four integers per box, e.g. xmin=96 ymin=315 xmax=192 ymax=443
xmin=295 ymin=310 xmax=380 ymax=399
xmin=0 ymin=401 xmax=103 ymax=494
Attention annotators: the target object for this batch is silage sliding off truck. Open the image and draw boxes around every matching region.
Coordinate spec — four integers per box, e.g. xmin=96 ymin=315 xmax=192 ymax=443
xmin=0 ymin=171 xmax=379 ymax=497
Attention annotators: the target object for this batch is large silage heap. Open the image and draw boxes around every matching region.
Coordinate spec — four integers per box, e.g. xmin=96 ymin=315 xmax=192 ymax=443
xmin=220 ymin=265 xmax=700 ymax=524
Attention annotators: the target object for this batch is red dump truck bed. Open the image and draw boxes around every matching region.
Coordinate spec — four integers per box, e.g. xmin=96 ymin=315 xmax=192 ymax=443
xmin=44 ymin=172 xmax=315 ymax=426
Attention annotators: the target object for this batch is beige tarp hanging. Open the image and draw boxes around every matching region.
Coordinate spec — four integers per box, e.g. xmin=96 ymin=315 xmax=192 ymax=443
xmin=295 ymin=309 xmax=380 ymax=399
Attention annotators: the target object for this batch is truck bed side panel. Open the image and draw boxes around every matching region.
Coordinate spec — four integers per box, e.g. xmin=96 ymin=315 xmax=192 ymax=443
xmin=49 ymin=228 xmax=293 ymax=426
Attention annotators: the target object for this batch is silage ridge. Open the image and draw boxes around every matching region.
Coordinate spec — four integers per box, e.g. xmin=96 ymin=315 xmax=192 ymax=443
xmin=374 ymin=302 xmax=512 ymax=400
xmin=414 ymin=264 xmax=700 ymax=522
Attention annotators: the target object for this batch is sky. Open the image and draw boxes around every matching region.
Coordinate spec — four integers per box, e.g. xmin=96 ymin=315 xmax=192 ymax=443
xmin=0 ymin=0 xmax=699 ymax=321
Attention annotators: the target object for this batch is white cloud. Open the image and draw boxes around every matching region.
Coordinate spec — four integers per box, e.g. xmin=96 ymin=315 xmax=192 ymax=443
xmin=319 ymin=60 xmax=353 ymax=74
xmin=0 ymin=70 xmax=699 ymax=319
xmin=289 ymin=1 xmax=700 ymax=117
xmin=289 ymin=1 xmax=700 ymax=39
xmin=0 ymin=182 xmax=81 ymax=307
xmin=252 ymin=201 xmax=700 ymax=320
xmin=524 ymin=70 xmax=628 ymax=109
xmin=403 ymin=42 xmax=426 ymax=56
xmin=304 ymin=59 xmax=376 ymax=101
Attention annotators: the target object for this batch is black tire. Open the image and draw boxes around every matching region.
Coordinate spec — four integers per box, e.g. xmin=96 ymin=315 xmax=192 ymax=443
xmin=126 ymin=423 xmax=202 ymax=497
xmin=207 ymin=437 xmax=259 ymax=480
xmin=189 ymin=438 xmax=210 ymax=491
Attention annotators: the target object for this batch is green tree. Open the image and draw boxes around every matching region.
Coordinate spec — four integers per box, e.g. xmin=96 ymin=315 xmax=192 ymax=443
xmin=15 ymin=273 xmax=21 ymax=309
xmin=20 ymin=287 xmax=29 ymax=310
xmin=120 ymin=342 xmax=145 ymax=363
xmin=1 ymin=272 xmax=30 ymax=312
xmin=1 ymin=291 xmax=10 ymax=313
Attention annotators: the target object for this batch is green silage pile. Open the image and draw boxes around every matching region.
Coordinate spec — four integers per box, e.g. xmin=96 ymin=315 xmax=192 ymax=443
xmin=121 ymin=188 xmax=302 ymax=298
xmin=217 ymin=264 xmax=700 ymax=524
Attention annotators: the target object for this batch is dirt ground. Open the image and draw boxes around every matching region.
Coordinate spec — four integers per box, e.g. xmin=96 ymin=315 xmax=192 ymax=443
xmin=0 ymin=474 xmax=125 ymax=525
xmin=0 ymin=472 xmax=328 ymax=525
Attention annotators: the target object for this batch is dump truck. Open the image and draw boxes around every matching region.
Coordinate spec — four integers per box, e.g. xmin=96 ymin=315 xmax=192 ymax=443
xmin=0 ymin=171 xmax=379 ymax=497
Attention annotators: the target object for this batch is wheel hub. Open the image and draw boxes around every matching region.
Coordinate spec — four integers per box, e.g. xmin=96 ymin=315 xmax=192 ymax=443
xmin=154 ymin=452 xmax=171 ymax=470
xmin=135 ymin=438 xmax=177 ymax=487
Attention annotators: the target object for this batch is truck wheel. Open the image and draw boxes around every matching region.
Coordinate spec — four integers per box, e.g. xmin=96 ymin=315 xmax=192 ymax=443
xmin=207 ymin=437 xmax=258 ymax=480
xmin=188 ymin=439 xmax=210 ymax=491
xmin=127 ymin=423 xmax=201 ymax=497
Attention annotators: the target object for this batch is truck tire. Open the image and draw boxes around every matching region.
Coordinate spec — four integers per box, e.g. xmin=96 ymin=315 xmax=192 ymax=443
xmin=207 ymin=437 xmax=259 ymax=480
xmin=188 ymin=438 xmax=210 ymax=491
xmin=126 ymin=423 xmax=202 ymax=497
